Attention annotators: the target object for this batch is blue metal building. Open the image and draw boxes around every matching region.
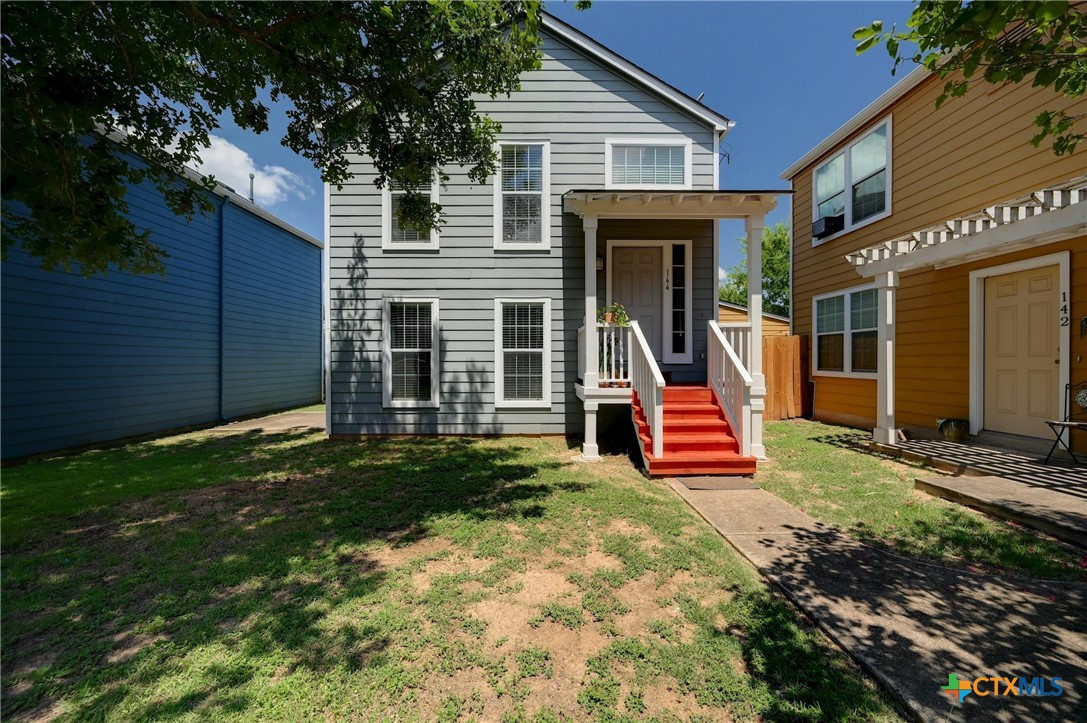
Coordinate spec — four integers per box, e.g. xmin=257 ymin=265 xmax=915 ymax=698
xmin=2 ymin=171 xmax=323 ymax=459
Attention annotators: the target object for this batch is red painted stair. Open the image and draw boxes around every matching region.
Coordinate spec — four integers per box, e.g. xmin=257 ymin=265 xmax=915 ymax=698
xmin=632 ymin=385 xmax=756 ymax=476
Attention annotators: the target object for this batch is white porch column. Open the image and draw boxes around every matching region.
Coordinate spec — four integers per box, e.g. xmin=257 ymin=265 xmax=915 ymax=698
xmin=745 ymin=214 xmax=766 ymax=459
xmin=583 ymin=400 xmax=600 ymax=461
xmin=582 ymin=215 xmax=601 ymax=461
xmin=874 ymin=270 xmax=900 ymax=445
xmin=583 ymin=215 xmax=599 ymax=390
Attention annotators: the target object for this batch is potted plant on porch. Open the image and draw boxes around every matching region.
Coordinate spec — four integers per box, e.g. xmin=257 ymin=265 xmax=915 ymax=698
xmin=936 ymin=417 xmax=969 ymax=442
xmin=596 ymin=303 xmax=630 ymax=387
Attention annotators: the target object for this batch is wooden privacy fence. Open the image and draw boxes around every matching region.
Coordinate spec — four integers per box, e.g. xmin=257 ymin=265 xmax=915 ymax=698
xmin=761 ymin=335 xmax=812 ymax=421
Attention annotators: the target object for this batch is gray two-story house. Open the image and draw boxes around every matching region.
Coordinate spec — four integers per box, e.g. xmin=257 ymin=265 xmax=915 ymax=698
xmin=325 ymin=13 xmax=784 ymax=476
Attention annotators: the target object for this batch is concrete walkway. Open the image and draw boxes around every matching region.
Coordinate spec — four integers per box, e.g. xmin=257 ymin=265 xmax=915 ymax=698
xmin=206 ymin=411 xmax=324 ymax=435
xmin=917 ymin=475 xmax=1087 ymax=548
xmin=669 ymin=481 xmax=1087 ymax=722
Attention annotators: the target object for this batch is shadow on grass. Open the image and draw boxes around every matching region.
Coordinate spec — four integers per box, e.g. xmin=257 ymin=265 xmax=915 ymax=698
xmin=765 ymin=426 xmax=1086 ymax=582
xmin=0 ymin=432 xmax=577 ymax=720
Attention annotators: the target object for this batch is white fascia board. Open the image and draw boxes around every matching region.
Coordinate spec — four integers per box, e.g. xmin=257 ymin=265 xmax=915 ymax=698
xmin=781 ymin=66 xmax=928 ymax=180
xmin=541 ymin=13 xmax=732 ymax=134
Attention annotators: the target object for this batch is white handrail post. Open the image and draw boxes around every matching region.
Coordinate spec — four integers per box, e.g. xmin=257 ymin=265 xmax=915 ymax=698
xmin=745 ymin=214 xmax=766 ymax=459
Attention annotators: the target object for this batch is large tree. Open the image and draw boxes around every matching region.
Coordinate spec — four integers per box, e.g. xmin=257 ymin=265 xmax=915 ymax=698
xmin=1 ymin=1 xmax=548 ymax=275
xmin=854 ymin=1 xmax=1087 ymax=155
xmin=718 ymin=222 xmax=790 ymax=318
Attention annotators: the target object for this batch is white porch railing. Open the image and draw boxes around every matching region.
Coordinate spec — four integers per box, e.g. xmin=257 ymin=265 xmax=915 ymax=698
xmin=708 ymin=320 xmax=753 ymax=457
xmin=717 ymin=323 xmax=752 ymax=373
xmin=577 ymin=323 xmax=631 ymax=386
xmin=630 ymin=320 xmax=665 ymax=458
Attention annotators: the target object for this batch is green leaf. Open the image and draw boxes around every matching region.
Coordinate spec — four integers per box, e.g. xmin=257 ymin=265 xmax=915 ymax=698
xmin=855 ymin=35 xmax=879 ymax=55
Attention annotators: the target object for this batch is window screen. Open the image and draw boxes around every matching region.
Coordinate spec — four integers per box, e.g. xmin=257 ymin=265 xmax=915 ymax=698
xmin=850 ymin=125 xmax=887 ymax=224
xmin=500 ymin=302 xmax=545 ymax=401
xmin=611 ymin=145 xmax=685 ymax=186
xmin=850 ymin=289 xmax=878 ymax=373
xmin=501 ymin=145 xmax=544 ymax=244
xmin=815 ymin=154 xmax=845 ymax=221
xmin=389 ymin=181 xmax=432 ymax=245
xmin=388 ymin=302 xmax=434 ymax=402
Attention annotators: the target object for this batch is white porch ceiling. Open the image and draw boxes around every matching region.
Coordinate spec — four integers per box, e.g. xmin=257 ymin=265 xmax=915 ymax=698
xmin=562 ymin=190 xmax=785 ymax=220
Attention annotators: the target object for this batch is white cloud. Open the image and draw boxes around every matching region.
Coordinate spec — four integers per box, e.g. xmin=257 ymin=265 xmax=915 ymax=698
xmin=190 ymin=135 xmax=312 ymax=207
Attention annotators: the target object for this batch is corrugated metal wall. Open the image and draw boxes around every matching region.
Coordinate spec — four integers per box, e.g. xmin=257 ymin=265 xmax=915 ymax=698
xmin=1 ymin=180 xmax=322 ymax=459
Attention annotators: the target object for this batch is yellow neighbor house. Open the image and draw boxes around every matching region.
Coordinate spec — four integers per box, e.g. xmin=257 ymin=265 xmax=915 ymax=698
xmin=782 ymin=66 xmax=1086 ymax=455
xmin=717 ymin=301 xmax=790 ymax=337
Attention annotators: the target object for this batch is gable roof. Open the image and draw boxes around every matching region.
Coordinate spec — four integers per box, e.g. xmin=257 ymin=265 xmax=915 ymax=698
xmin=717 ymin=300 xmax=790 ymax=323
xmin=541 ymin=12 xmax=734 ymax=137
xmin=780 ymin=66 xmax=929 ymax=180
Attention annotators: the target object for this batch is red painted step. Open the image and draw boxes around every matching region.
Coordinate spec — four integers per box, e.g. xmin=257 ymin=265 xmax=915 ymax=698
xmin=631 ymin=384 xmax=756 ymax=477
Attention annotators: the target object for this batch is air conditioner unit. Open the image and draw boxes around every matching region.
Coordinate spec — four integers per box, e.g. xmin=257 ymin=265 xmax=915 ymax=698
xmin=812 ymin=214 xmax=844 ymax=239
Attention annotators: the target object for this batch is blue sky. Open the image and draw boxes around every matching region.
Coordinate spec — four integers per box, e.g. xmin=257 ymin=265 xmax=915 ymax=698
xmin=202 ymin=1 xmax=916 ymax=271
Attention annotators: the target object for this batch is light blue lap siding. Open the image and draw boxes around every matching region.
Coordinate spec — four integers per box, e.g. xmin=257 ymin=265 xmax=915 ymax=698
xmin=328 ymin=30 xmax=720 ymax=436
xmin=1 ymin=180 xmax=322 ymax=460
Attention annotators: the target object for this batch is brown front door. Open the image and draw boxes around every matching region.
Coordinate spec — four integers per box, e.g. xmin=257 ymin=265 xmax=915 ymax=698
xmin=983 ymin=264 xmax=1060 ymax=438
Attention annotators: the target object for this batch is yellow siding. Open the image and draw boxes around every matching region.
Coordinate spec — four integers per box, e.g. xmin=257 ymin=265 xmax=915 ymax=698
xmin=787 ymin=70 xmax=1087 ymax=448
xmin=717 ymin=306 xmax=791 ymax=336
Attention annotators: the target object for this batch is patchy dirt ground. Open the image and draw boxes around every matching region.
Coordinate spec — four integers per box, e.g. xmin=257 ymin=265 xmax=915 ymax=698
xmin=2 ymin=432 xmax=899 ymax=722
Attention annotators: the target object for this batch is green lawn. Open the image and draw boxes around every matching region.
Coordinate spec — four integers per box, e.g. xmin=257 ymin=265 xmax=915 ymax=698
xmin=1 ymin=427 xmax=900 ymax=722
xmin=759 ymin=420 xmax=1086 ymax=582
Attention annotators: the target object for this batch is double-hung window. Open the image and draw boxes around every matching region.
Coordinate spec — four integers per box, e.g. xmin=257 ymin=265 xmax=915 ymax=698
xmin=382 ymin=178 xmax=439 ymax=250
xmin=383 ymin=299 xmax=439 ymax=407
xmin=813 ymin=286 xmax=878 ymax=376
xmin=812 ymin=118 xmax=891 ymax=243
xmin=494 ymin=142 xmax=550 ymax=250
xmin=495 ymin=298 xmax=552 ymax=408
xmin=605 ymin=138 xmax=692 ymax=189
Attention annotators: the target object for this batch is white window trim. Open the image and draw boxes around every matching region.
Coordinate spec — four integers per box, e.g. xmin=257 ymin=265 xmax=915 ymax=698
xmin=811 ymin=283 xmax=878 ymax=379
xmin=381 ymin=176 xmax=440 ymax=251
xmin=494 ymin=297 xmax=553 ymax=409
xmin=382 ymin=297 xmax=440 ymax=408
xmin=493 ymin=141 xmax=551 ymax=251
xmin=604 ymin=137 xmax=693 ymax=191
xmin=811 ymin=116 xmax=892 ymax=246
xmin=604 ymin=240 xmax=693 ymax=365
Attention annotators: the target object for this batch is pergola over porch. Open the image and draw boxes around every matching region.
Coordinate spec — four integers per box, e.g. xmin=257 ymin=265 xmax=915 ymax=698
xmin=846 ymin=175 xmax=1087 ymax=447
xmin=562 ymin=189 xmax=791 ymax=464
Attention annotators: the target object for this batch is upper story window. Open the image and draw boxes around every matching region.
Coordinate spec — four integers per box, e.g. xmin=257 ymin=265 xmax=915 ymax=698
xmin=494 ymin=142 xmax=551 ymax=251
xmin=813 ymin=285 xmax=878 ymax=377
xmin=382 ymin=178 xmax=439 ymax=250
xmin=812 ymin=118 xmax=891 ymax=244
xmin=605 ymin=138 xmax=692 ymax=190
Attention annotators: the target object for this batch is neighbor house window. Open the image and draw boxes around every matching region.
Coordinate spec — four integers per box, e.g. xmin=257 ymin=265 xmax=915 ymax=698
xmin=605 ymin=138 xmax=692 ymax=189
xmin=811 ymin=118 xmax=891 ymax=243
xmin=494 ymin=142 xmax=550 ymax=250
xmin=383 ymin=299 xmax=439 ymax=407
xmin=813 ymin=285 xmax=878 ymax=376
xmin=382 ymin=178 xmax=439 ymax=250
xmin=495 ymin=298 xmax=552 ymax=407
